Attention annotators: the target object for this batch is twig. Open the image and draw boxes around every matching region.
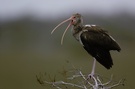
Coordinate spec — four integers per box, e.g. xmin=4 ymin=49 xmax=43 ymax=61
xmin=107 ymin=79 xmax=125 ymax=89
xmin=36 ymin=65 xmax=125 ymax=89
xmin=44 ymin=80 xmax=85 ymax=89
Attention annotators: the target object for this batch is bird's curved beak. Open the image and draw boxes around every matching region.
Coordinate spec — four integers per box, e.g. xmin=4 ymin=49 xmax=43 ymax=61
xmin=51 ymin=16 xmax=74 ymax=45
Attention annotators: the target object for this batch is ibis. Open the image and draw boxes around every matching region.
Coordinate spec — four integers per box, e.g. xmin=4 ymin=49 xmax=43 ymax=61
xmin=51 ymin=13 xmax=121 ymax=76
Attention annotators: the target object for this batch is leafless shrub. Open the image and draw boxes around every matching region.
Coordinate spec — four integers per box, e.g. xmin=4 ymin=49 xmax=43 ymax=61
xmin=36 ymin=64 xmax=125 ymax=89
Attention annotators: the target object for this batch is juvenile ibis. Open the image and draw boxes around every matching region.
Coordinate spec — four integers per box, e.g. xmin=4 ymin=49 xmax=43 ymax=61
xmin=51 ymin=13 xmax=121 ymax=76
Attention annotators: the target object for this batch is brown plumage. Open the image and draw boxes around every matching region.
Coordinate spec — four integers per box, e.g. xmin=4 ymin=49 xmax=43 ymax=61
xmin=51 ymin=13 xmax=121 ymax=69
xmin=80 ymin=25 xmax=121 ymax=69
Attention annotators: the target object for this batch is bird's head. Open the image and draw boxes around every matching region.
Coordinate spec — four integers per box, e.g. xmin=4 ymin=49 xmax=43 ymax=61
xmin=51 ymin=13 xmax=83 ymax=44
xmin=71 ymin=13 xmax=83 ymax=26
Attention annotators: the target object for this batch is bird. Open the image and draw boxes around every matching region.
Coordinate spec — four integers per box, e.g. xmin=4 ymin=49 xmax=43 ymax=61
xmin=51 ymin=13 xmax=121 ymax=76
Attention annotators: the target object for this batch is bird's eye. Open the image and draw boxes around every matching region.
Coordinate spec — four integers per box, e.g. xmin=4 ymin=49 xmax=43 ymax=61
xmin=73 ymin=16 xmax=76 ymax=18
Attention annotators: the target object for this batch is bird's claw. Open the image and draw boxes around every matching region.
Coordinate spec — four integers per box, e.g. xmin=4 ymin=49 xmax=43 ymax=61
xmin=87 ymin=73 xmax=95 ymax=80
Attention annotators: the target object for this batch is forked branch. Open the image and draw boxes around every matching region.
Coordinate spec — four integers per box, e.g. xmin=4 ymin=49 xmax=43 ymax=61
xmin=36 ymin=66 xmax=125 ymax=89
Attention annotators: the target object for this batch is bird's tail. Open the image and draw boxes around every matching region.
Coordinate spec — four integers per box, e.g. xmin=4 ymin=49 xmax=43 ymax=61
xmin=94 ymin=49 xmax=113 ymax=69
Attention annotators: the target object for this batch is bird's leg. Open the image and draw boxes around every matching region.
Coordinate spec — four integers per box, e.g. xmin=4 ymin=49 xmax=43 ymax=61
xmin=87 ymin=58 xmax=96 ymax=79
xmin=91 ymin=58 xmax=96 ymax=75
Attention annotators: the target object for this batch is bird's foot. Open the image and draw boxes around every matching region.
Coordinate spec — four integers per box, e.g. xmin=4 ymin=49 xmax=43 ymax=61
xmin=87 ymin=72 xmax=95 ymax=80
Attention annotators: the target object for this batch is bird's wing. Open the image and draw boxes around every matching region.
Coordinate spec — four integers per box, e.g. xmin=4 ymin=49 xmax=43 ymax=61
xmin=80 ymin=26 xmax=121 ymax=69
xmin=80 ymin=30 xmax=114 ymax=69
xmin=81 ymin=26 xmax=121 ymax=51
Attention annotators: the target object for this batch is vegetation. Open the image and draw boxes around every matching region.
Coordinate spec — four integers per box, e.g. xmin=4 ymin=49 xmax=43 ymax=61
xmin=0 ymin=13 xmax=134 ymax=89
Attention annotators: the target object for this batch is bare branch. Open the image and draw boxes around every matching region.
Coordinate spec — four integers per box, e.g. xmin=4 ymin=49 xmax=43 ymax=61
xmin=36 ymin=65 xmax=125 ymax=89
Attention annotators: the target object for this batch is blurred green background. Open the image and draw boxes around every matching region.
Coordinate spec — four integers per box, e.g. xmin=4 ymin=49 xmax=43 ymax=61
xmin=0 ymin=0 xmax=135 ymax=89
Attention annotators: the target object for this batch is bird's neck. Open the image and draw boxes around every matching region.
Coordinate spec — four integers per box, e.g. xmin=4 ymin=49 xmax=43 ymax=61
xmin=72 ymin=24 xmax=83 ymax=41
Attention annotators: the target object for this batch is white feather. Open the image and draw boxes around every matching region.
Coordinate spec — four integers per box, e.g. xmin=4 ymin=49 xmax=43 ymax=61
xmin=85 ymin=24 xmax=96 ymax=27
xmin=109 ymin=35 xmax=116 ymax=41
xmin=85 ymin=24 xmax=91 ymax=27
xmin=91 ymin=24 xmax=96 ymax=26
xmin=78 ymin=30 xmax=88 ymax=46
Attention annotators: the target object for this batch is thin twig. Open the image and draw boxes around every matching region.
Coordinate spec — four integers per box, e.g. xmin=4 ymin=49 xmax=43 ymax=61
xmin=37 ymin=65 xmax=125 ymax=89
xmin=107 ymin=79 xmax=125 ymax=89
xmin=44 ymin=80 xmax=85 ymax=89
